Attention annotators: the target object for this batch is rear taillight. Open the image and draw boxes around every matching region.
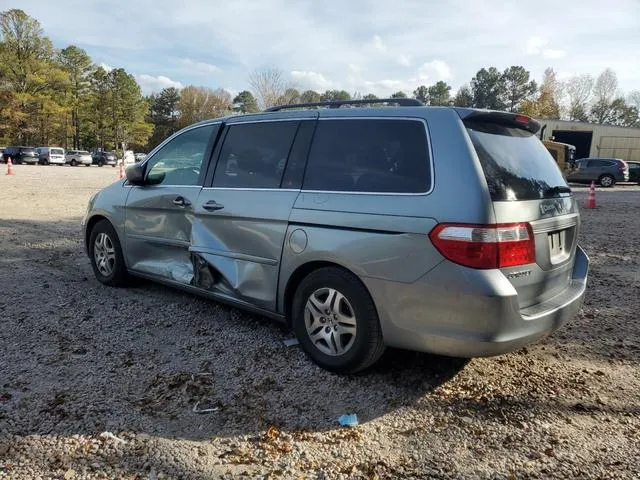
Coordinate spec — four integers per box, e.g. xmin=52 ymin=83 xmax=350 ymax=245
xmin=429 ymin=223 xmax=535 ymax=269
xmin=618 ymin=161 xmax=628 ymax=171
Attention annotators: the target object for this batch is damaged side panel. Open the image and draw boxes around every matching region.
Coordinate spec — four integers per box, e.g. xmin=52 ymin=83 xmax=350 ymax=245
xmin=188 ymin=189 xmax=301 ymax=312
xmin=191 ymin=252 xmax=278 ymax=310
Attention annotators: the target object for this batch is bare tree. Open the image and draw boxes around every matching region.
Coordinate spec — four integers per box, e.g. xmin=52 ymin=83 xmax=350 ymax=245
xmin=592 ymin=68 xmax=619 ymax=104
xmin=590 ymin=69 xmax=621 ymax=124
xmin=628 ymin=90 xmax=640 ymax=110
xmin=177 ymin=86 xmax=233 ymax=128
xmin=565 ymin=74 xmax=593 ymax=121
xmin=248 ymin=67 xmax=287 ymax=109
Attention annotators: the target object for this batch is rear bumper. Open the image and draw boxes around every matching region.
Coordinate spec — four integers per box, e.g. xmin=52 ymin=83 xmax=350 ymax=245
xmin=364 ymin=246 xmax=589 ymax=357
xmin=21 ymin=157 xmax=39 ymax=164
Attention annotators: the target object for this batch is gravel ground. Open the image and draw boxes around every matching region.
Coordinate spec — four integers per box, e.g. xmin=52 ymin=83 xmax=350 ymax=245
xmin=1 ymin=165 xmax=639 ymax=480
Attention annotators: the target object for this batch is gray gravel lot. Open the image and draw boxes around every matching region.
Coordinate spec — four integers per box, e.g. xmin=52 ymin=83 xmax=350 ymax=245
xmin=1 ymin=165 xmax=639 ymax=479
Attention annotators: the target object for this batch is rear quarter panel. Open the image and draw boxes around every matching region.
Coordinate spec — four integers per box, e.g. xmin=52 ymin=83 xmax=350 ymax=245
xmin=278 ymin=108 xmax=496 ymax=315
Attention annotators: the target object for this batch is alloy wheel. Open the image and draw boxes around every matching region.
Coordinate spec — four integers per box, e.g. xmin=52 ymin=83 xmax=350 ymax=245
xmin=304 ymin=287 xmax=357 ymax=356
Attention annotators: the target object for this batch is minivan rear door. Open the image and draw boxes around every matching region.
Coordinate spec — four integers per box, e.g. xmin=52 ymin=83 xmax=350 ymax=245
xmin=461 ymin=111 xmax=579 ymax=309
xmin=192 ymin=115 xmax=317 ymax=311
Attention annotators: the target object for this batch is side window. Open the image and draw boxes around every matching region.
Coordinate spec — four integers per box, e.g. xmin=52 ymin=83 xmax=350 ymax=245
xmin=213 ymin=121 xmax=299 ymax=188
xmin=303 ymin=119 xmax=431 ymax=193
xmin=146 ymin=125 xmax=216 ymax=186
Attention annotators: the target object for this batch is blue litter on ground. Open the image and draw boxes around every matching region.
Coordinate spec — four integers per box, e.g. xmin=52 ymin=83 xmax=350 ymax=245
xmin=338 ymin=414 xmax=358 ymax=427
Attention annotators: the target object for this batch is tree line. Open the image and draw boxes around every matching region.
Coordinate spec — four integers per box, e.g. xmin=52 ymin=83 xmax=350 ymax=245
xmin=1 ymin=9 xmax=639 ymax=155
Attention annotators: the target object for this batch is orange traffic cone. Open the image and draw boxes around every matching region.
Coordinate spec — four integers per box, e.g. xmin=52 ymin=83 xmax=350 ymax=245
xmin=6 ymin=157 xmax=14 ymax=176
xmin=118 ymin=161 xmax=124 ymax=179
xmin=585 ymin=181 xmax=596 ymax=209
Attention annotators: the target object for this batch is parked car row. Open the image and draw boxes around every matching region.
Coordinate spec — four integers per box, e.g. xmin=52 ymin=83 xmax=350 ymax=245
xmin=0 ymin=146 xmax=148 ymax=167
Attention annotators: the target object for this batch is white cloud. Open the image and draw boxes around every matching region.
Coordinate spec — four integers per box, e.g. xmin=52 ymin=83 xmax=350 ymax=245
xmin=290 ymin=70 xmax=333 ymax=90
xmin=179 ymin=58 xmax=221 ymax=74
xmin=414 ymin=60 xmax=453 ymax=83
xmin=543 ymin=49 xmax=567 ymax=59
xmin=526 ymin=36 xmax=545 ymax=55
xmin=135 ymin=74 xmax=184 ymax=94
xmin=397 ymin=54 xmax=412 ymax=67
xmin=99 ymin=62 xmax=113 ymax=72
xmin=526 ymin=36 xmax=567 ymax=59
xmin=371 ymin=35 xmax=387 ymax=53
xmin=348 ymin=63 xmax=361 ymax=73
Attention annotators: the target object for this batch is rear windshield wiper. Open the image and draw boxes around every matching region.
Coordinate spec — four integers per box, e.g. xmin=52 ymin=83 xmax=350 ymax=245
xmin=543 ymin=186 xmax=572 ymax=197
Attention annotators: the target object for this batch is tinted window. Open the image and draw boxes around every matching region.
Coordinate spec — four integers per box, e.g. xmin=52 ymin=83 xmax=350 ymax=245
xmin=587 ymin=160 xmax=612 ymax=168
xmin=467 ymin=121 xmax=568 ymax=201
xmin=146 ymin=125 xmax=215 ymax=186
xmin=213 ymin=121 xmax=299 ymax=188
xmin=20 ymin=148 xmax=35 ymax=153
xmin=303 ymin=119 xmax=431 ymax=193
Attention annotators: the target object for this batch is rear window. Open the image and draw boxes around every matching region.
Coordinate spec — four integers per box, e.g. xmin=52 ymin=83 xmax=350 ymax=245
xmin=51 ymin=148 xmax=64 ymax=155
xmin=20 ymin=148 xmax=35 ymax=153
xmin=303 ymin=119 xmax=431 ymax=193
xmin=466 ymin=121 xmax=568 ymax=201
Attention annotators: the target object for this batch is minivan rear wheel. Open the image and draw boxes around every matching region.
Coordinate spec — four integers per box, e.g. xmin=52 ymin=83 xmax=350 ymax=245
xmin=89 ymin=220 xmax=129 ymax=287
xmin=292 ymin=267 xmax=385 ymax=373
xmin=599 ymin=174 xmax=615 ymax=188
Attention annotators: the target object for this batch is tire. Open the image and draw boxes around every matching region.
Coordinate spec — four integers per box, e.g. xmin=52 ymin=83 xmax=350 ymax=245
xmin=88 ymin=220 xmax=129 ymax=287
xmin=599 ymin=174 xmax=615 ymax=188
xmin=291 ymin=267 xmax=385 ymax=374
xmin=70 ymin=159 xmax=77 ymax=167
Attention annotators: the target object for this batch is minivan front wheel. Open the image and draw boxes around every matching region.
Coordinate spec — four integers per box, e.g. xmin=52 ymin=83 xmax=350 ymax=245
xmin=292 ymin=267 xmax=385 ymax=373
xmin=89 ymin=220 xmax=129 ymax=287
xmin=599 ymin=174 xmax=615 ymax=188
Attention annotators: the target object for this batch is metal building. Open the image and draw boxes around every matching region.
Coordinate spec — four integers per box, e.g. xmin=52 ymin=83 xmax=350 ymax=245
xmin=537 ymin=119 xmax=640 ymax=162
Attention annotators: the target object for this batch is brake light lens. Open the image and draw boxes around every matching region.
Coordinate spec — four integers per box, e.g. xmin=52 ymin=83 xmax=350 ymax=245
xmin=514 ymin=114 xmax=530 ymax=124
xmin=429 ymin=223 xmax=535 ymax=269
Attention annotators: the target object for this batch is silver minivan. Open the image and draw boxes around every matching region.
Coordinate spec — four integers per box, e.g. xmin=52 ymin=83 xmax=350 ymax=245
xmin=37 ymin=146 xmax=66 ymax=165
xmin=82 ymin=100 xmax=589 ymax=373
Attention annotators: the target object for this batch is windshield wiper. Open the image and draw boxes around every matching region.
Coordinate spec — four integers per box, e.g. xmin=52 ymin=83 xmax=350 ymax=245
xmin=543 ymin=186 xmax=572 ymax=197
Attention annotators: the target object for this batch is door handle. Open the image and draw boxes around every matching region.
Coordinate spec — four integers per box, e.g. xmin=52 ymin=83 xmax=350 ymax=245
xmin=202 ymin=200 xmax=224 ymax=211
xmin=172 ymin=196 xmax=191 ymax=207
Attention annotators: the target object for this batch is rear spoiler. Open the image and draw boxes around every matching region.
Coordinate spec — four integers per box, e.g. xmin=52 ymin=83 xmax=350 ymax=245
xmin=455 ymin=108 xmax=541 ymax=134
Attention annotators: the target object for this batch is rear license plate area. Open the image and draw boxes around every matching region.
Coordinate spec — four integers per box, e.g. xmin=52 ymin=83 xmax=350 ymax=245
xmin=548 ymin=229 xmax=569 ymax=264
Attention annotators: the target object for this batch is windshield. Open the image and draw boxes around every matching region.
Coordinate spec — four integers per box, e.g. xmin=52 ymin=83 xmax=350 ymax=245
xmin=466 ymin=121 xmax=569 ymax=201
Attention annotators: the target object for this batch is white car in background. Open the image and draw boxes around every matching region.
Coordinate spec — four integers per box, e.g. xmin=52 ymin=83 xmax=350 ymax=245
xmin=37 ymin=147 xmax=66 ymax=165
xmin=66 ymin=150 xmax=93 ymax=166
xmin=122 ymin=150 xmax=135 ymax=165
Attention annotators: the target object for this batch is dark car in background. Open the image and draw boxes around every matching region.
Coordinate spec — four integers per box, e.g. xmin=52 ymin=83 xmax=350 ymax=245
xmin=2 ymin=146 xmax=39 ymax=164
xmin=566 ymin=158 xmax=629 ymax=187
xmin=92 ymin=150 xmax=117 ymax=167
xmin=627 ymin=161 xmax=640 ymax=184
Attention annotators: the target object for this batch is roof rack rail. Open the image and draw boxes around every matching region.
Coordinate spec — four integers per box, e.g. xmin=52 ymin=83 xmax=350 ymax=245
xmin=265 ymin=98 xmax=424 ymax=112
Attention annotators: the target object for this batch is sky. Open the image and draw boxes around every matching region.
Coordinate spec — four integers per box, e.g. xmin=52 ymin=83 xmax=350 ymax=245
xmin=11 ymin=0 xmax=640 ymax=97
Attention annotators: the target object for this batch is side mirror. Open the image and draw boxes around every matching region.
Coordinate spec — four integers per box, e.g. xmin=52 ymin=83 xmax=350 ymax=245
xmin=125 ymin=163 xmax=145 ymax=185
